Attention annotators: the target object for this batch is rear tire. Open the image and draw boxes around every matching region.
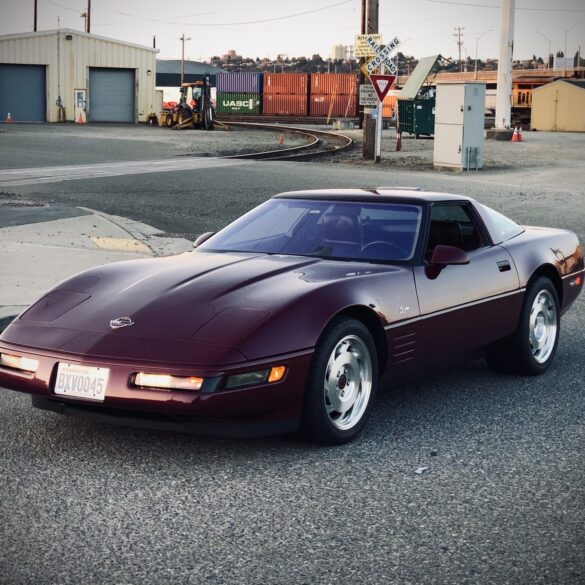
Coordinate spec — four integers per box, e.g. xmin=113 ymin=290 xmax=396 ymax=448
xmin=300 ymin=317 xmax=378 ymax=445
xmin=485 ymin=276 xmax=560 ymax=375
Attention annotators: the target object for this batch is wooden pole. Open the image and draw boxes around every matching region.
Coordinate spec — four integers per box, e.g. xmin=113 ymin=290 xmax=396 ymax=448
xmin=362 ymin=0 xmax=378 ymax=160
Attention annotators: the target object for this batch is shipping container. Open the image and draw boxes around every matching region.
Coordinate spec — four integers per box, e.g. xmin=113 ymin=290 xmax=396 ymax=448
xmin=216 ymin=93 xmax=261 ymax=115
xmin=264 ymin=73 xmax=309 ymax=95
xmin=263 ymin=94 xmax=307 ymax=116
xmin=310 ymin=73 xmax=358 ymax=96
xmin=309 ymin=94 xmax=357 ymax=118
xmin=216 ymin=72 xmax=263 ymax=94
xmin=382 ymin=91 xmax=400 ymax=119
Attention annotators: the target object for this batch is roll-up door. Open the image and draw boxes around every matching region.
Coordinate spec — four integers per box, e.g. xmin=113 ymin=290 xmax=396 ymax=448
xmin=0 ymin=64 xmax=46 ymax=122
xmin=89 ymin=68 xmax=135 ymax=123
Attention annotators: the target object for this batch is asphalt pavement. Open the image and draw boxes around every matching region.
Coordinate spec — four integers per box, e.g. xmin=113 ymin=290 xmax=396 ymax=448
xmin=0 ymin=125 xmax=584 ymax=585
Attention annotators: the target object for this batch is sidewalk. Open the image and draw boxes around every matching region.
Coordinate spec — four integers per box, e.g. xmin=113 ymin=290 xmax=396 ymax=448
xmin=0 ymin=204 xmax=192 ymax=330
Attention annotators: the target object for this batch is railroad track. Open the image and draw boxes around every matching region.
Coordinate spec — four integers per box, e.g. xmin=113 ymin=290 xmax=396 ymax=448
xmin=220 ymin=122 xmax=354 ymax=162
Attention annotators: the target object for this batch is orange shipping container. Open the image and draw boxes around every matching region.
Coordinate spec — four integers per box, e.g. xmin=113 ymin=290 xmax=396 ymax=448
xmin=264 ymin=73 xmax=309 ymax=95
xmin=382 ymin=93 xmax=399 ymax=118
xmin=309 ymin=94 xmax=358 ymax=118
xmin=263 ymin=94 xmax=308 ymax=116
xmin=310 ymin=73 xmax=359 ymax=96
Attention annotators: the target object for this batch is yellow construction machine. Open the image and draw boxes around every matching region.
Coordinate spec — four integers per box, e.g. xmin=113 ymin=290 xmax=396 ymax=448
xmin=159 ymin=76 xmax=215 ymax=130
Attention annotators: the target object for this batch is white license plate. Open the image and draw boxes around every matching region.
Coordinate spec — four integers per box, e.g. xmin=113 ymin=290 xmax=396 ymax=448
xmin=54 ymin=363 xmax=109 ymax=402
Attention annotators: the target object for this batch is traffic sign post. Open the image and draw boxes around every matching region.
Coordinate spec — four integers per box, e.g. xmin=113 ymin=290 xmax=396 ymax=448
xmin=374 ymin=65 xmax=385 ymax=164
xmin=358 ymin=34 xmax=400 ymax=163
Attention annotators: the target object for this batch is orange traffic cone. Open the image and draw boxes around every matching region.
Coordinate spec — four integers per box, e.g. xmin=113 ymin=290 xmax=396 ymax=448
xmin=511 ymin=127 xmax=519 ymax=142
xmin=78 ymin=113 xmax=84 ymax=124
xmin=6 ymin=112 xmax=13 ymax=124
xmin=518 ymin=126 xmax=523 ymax=142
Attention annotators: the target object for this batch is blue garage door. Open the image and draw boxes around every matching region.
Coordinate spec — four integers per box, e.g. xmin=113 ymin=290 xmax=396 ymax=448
xmin=0 ymin=64 xmax=46 ymax=122
xmin=89 ymin=68 xmax=135 ymax=123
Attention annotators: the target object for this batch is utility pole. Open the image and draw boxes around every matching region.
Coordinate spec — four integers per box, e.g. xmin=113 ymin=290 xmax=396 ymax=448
xmin=495 ymin=0 xmax=515 ymax=130
xmin=362 ymin=0 xmax=378 ymax=160
xmin=180 ymin=34 xmax=191 ymax=85
xmin=87 ymin=0 xmax=91 ymax=33
xmin=453 ymin=27 xmax=464 ymax=72
xmin=358 ymin=0 xmax=366 ymax=129
xmin=33 ymin=0 xmax=37 ymax=32
xmin=565 ymin=22 xmax=583 ymax=76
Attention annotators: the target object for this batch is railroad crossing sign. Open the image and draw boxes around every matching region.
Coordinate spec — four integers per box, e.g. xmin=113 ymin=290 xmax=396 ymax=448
xmin=362 ymin=35 xmax=401 ymax=77
xmin=369 ymin=74 xmax=396 ymax=102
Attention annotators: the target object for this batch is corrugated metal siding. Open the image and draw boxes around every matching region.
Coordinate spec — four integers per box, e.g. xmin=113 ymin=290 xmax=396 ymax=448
xmin=216 ymin=73 xmax=263 ymax=94
xmin=0 ymin=30 xmax=156 ymax=122
xmin=216 ymin=93 xmax=261 ymax=115
xmin=0 ymin=64 xmax=46 ymax=121
xmin=264 ymin=73 xmax=308 ymax=95
xmin=310 ymin=74 xmax=358 ymax=95
xmin=309 ymin=94 xmax=357 ymax=117
xmin=263 ymin=94 xmax=307 ymax=116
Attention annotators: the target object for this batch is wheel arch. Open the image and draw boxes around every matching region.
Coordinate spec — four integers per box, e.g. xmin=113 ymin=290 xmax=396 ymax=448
xmin=333 ymin=305 xmax=389 ymax=375
xmin=529 ymin=264 xmax=563 ymax=306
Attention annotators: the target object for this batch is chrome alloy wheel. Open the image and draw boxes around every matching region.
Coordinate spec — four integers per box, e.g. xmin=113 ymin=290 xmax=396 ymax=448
xmin=529 ymin=289 xmax=558 ymax=364
xmin=324 ymin=335 xmax=373 ymax=430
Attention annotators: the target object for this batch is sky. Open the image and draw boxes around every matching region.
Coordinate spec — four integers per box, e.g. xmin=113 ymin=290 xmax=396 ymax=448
xmin=1 ymin=0 xmax=584 ymax=62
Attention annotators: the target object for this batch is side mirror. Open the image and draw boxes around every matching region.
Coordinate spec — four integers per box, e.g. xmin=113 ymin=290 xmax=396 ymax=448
xmin=430 ymin=244 xmax=470 ymax=266
xmin=425 ymin=245 xmax=469 ymax=279
xmin=193 ymin=232 xmax=215 ymax=248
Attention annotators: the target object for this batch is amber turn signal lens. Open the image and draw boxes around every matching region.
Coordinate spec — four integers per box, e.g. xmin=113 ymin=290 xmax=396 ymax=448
xmin=268 ymin=366 xmax=286 ymax=383
xmin=134 ymin=372 xmax=203 ymax=391
xmin=0 ymin=353 xmax=39 ymax=373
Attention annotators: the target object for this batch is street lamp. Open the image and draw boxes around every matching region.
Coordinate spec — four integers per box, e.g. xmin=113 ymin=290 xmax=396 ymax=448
xmin=565 ymin=21 xmax=583 ymax=75
xmin=179 ymin=33 xmax=191 ymax=85
xmin=536 ymin=31 xmax=551 ymax=69
xmin=475 ymin=29 xmax=492 ymax=79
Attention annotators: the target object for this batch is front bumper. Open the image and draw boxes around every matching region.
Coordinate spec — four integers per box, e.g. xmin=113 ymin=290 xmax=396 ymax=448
xmin=0 ymin=340 xmax=313 ymax=437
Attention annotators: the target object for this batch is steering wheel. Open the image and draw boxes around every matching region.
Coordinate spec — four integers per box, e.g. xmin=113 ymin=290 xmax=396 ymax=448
xmin=361 ymin=241 xmax=409 ymax=259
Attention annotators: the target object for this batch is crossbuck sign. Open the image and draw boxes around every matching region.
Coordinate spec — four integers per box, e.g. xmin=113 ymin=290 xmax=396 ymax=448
xmin=364 ymin=36 xmax=401 ymax=76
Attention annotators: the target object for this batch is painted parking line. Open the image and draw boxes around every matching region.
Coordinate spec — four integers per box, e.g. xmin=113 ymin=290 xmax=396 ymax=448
xmin=0 ymin=157 xmax=254 ymax=187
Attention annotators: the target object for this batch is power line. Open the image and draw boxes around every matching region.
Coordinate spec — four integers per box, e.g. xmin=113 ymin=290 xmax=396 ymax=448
xmin=424 ymin=0 xmax=585 ymax=11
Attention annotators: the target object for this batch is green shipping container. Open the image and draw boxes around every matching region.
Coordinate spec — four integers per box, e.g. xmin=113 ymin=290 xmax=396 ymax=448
xmin=397 ymin=98 xmax=435 ymax=137
xmin=216 ymin=93 xmax=261 ymax=115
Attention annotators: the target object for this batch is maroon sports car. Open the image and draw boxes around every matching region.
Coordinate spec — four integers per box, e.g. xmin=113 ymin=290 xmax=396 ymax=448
xmin=0 ymin=188 xmax=582 ymax=444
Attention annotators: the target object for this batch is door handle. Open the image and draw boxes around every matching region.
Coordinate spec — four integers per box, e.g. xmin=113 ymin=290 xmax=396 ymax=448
xmin=497 ymin=260 xmax=511 ymax=272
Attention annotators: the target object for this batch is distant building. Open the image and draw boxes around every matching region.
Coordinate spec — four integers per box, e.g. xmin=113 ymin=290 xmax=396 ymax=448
xmin=331 ymin=45 xmax=351 ymax=61
xmin=221 ymin=50 xmax=242 ymax=61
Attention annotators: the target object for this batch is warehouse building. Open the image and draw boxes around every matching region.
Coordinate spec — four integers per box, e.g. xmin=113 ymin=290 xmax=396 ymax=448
xmin=0 ymin=29 xmax=158 ymax=123
xmin=531 ymin=79 xmax=585 ymax=132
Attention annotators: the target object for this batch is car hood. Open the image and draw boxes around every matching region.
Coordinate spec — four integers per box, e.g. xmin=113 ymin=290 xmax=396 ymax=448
xmin=2 ymin=251 xmax=406 ymax=364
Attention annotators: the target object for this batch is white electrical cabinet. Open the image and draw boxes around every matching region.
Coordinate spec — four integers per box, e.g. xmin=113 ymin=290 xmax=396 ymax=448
xmin=434 ymin=82 xmax=486 ymax=170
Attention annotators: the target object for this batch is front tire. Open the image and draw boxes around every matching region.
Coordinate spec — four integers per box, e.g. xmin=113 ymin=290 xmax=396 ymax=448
xmin=300 ymin=317 xmax=378 ymax=445
xmin=486 ymin=276 xmax=560 ymax=375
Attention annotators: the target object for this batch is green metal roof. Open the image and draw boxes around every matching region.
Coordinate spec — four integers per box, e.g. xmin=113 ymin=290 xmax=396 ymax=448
xmin=400 ymin=55 xmax=441 ymax=99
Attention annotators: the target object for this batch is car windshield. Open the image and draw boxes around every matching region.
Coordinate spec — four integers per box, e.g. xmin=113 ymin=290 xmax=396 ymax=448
xmin=199 ymin=199 xmax=423 ymax=262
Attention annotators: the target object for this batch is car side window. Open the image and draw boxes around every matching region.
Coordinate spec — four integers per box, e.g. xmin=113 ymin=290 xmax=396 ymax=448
xmin=425 ymin=204 xmax=485 ymax=259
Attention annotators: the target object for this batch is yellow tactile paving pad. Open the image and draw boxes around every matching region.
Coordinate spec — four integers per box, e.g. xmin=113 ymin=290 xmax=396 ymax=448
xmin=90 ymin=237 xmax=150 ymax=253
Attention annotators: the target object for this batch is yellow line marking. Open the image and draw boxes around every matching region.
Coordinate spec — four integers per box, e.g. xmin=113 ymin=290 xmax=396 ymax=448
xmin=90 ymin=236 xmax=150 ymax=253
